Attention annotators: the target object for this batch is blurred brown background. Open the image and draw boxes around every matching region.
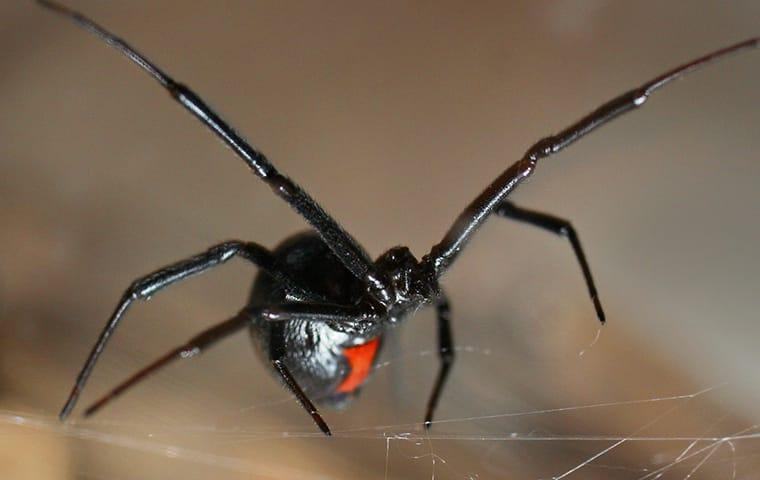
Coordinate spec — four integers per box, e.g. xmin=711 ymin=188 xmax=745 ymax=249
xmin=1 ymin=1 xmax=759 ymax=479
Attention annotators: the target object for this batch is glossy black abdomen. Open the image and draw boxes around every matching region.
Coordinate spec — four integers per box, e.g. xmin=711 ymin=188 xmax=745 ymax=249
xmin=248 ymin=231 xmax=382 ymax=408
xmin=249 ymin=231 xmax=366 ymax=306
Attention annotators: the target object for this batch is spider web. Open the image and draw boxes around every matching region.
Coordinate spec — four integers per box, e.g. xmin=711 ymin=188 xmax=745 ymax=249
xmin=2 ymin=379 xmax=759 ymax=479
xmin=3 ymin=319 xmax=760 ymax=480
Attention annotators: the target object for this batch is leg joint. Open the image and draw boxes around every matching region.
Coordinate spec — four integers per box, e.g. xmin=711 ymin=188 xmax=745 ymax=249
xmin=207 ymin=240 xmax=246 ymax=261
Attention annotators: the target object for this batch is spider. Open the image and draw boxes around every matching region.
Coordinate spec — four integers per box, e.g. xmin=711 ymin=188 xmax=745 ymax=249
xmin=41 ymin=0 xmax=757 ymax=436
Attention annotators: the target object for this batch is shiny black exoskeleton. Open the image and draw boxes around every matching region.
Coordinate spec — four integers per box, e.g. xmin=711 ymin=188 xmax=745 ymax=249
xmin=248 ymin=232 xmax=391 ymax=411
xmin=43 ymin=0 xmax=758 ymax=435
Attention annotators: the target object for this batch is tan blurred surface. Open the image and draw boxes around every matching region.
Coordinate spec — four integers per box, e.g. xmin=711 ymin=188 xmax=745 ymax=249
xmin=1 ymin=1 xmax=759 ymax=479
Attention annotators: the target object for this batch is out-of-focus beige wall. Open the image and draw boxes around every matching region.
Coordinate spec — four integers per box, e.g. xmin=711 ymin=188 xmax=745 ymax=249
xmin=1 ymin=1 xmax=758 ymax=478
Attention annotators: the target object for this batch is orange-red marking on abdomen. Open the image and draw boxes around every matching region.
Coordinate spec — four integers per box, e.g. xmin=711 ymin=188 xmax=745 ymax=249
xmin=336 ymin=337 xmax=381 ymax=393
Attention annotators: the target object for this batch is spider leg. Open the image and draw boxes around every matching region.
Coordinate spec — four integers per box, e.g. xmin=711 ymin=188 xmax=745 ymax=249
xmin=423 ymin=38 xmax=758 ymax=277
xmin=265 ymin=303 xmax=381 ymax=435
xmin=260 ymin=303 xmax=381 ymax=336
xmin=37 ymin=1 xmax=377 ymax=283
xmin=60 ymin=240 xmax=318 ymax=421
xmin=271 ymin=359 xmax=332 ymax=436
xmin=496 ymin=201 xmax=604 ymax=324
xmin=83 ymin=309 xmax=252 ymax=418
xmin=424 ymin=291 xmax=455 ymax=429
xmin=83 ymin=304 xmax=376 ymax=436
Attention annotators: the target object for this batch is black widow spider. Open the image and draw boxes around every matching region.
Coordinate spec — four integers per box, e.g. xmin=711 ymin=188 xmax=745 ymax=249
xmin=41 ymin=0 xmax=757 ymax=436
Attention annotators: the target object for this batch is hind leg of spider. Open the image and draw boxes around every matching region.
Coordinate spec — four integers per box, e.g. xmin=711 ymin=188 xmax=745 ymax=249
xmin=424 ymin=291 xmax=455 ymax=429
xmin=264 ymin=304 xmax=381 ymax=436
xmin=83 ymin=309 xmax=252 ymax=417
xmin=253 ymin=302 xmax=383 ymax=436
xmin=495 ymin=201 xmax=604 ymax=324
xmin=271 ymin=359 xmax=332 ymax=436
xmin=84 ymin=303 xmax=376 ymax=435
xmin=60 ymin=240 xmax=318 ymax=421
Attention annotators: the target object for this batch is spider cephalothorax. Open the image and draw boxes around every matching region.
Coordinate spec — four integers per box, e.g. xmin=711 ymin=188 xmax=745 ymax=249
xmin=41 ymin=0 xmax=757 ymax=436
xmin=371 ymin=246 xmax=440 ymax=319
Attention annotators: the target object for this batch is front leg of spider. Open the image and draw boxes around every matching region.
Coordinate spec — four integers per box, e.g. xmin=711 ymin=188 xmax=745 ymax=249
xmin=423 ymin=38 xmax=758 ymax=280
xmin=36 ymin=0 xmax=378 ymax=283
